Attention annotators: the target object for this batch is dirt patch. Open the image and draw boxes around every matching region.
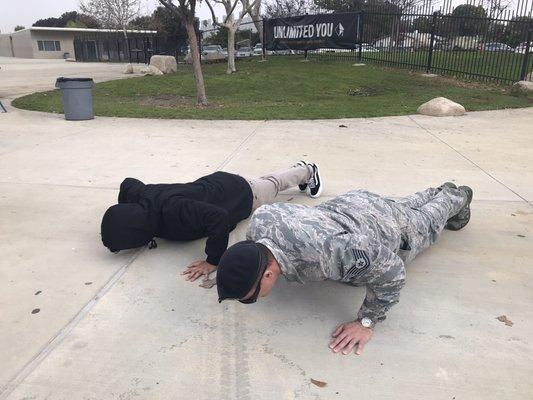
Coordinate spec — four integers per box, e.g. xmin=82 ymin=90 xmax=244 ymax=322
xmin=139 ymin=94 xmax=195 ymax=108
xmin=139 ymin=95 xmax=220 ymax=108
xmin=347 ymin=86 xmax=382 ymax=97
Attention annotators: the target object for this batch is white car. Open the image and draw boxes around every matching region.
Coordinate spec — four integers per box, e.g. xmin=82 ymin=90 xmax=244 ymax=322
xmin=515 ymin=42 xmax=532 ymax=54
xmin=321 ymin=48 xmax=352 ymax=53
xmin=321 ymin=44 xmax=379 ymax=53
xmin=202 ymin=45 xmax=225 ymax=56
xmin=253 ymin=43 xmax=273 ymax=56
xmin=361 ymin=43 xmax=380 ymax=52
xmin=236 ymin=47 xmax=253 ymax=57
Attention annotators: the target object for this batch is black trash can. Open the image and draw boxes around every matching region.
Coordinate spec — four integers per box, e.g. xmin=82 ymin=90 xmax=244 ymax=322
xmin=55 ymin=77 xmax=95 ymax=121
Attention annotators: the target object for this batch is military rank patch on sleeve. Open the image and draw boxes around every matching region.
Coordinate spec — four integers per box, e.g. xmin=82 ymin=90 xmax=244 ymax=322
xmin=346 ymin=249 xmax=371 ymax=278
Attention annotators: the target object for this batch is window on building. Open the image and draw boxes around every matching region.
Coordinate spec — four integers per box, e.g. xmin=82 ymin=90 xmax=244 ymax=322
xmin=37 ymin=40 xmax=61 ymax=51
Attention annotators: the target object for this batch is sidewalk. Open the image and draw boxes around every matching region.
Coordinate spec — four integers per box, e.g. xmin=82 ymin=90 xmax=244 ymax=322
xmin=0 ymin=57 xmax=138 ymax=99
xmin=0 ymin=70 xmax=532 ymax=399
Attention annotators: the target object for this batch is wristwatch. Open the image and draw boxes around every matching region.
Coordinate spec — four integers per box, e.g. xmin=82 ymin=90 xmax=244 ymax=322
xmin=359 ymin=317 xmax=374 ymax=329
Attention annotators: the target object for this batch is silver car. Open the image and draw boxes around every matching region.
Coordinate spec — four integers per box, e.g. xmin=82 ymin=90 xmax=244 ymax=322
xmin=236 ymin=47 xmax=253 ymax=57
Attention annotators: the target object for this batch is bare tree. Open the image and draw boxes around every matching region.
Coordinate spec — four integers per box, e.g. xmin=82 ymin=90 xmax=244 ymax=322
xmin=80 ymin=0 xmax=140 ymax=62
xmin=158 ymin=0 xmax=208 ymax=106
xmin=205 ymin=0 xmax=259 ymax=74
xmin=242 ymin=0 xmax=262 ymax=46
xmin=483 ymin=0 xmax=513 ymax=17
xmin=205 ymin=0 xmax=261 ymax=74
xmin=263 ymin=0 xmax=314 ymax=17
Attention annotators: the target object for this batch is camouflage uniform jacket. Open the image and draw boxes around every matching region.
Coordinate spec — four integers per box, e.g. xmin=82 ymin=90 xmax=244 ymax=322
xmin=246 ymin=190 xmax=408 ymax=323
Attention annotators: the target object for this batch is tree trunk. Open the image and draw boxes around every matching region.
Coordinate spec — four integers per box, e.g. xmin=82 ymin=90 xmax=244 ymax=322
xmin=123 ymin=28 xmax=131 ymax=63
xmin=253 ymin=19 xmax=265 ymax=61
xmin=185 ymin=20 xmax=209 ymax=106
xmin=252 ymin=18 xmax=263 ymax=45
xmin=248 ymin=3 xmax=264 ymax=61
xmin=226 ymin=27 xmax=237 ymax=74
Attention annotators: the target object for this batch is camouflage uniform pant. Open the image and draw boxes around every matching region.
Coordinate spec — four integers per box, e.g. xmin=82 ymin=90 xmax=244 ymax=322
xmin=392 ymin=187 xmax=467 ymax=263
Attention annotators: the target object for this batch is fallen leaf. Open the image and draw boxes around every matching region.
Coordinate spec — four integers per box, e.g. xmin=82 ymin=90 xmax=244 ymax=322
xmin=517 ymin=234 xmax=525 ymax=238
xmin=31 ymin=308 xmax=40 ymax=314
xmin=496 ymin=315 xmax=514 ymax=326
xmin=311 ymin=378 xmax=327 ymax=388
xmin=339 ymin=124 xmax=348 ymax=128
xmin=199 ymin=279 xmax=216 ymax=289
xmin=287 ymin=197 xmax=294 ymax=202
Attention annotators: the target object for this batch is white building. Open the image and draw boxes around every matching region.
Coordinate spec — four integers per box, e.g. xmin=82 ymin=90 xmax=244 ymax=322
xmin=0 ymin=26 xmax=157 ymax=60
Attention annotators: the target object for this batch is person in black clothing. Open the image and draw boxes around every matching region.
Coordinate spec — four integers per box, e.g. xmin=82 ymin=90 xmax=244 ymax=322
xmin=100 ymin=161 xmax=323 ymax=282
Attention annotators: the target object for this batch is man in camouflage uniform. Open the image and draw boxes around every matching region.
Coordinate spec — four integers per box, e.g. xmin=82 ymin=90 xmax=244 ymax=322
xmin=216 ymin=183 xmax=473 ymax=355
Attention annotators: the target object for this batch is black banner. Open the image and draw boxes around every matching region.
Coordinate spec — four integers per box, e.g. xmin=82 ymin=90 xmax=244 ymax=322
xmin=264 ymin=13 xmax=360 ymax=51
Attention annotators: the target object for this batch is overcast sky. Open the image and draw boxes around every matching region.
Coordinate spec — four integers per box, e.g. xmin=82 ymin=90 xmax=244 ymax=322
xmin=0 ymin=0 xmax=217 ymax=34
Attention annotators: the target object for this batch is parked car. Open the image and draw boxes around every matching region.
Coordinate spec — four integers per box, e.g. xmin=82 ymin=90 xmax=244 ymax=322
xmin=273 ymin=49 xmax=297 ymax=55
xmin=515 ymin=42 xmax=532 ymax=54
xmin=361 ymin=43 xmax=380 ymax=52
xmin=202 ymin=45 xmax=225 ymax=56
xmin=236 ymin=47 xmax=253 ymax=57
xmin=252 ymin=43 xmax=274 ymax=56
xmin=481 ymin=42 xmax=514 ymax=52
xmin=321 ymin=48 xmax=352 ymax=53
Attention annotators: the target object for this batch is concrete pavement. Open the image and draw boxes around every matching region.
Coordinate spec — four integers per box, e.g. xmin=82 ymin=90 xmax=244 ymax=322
xmin=0 ymin=58 xmax=532 ymax=400
xmin=0 ymin=57 xmax=140 ymax=99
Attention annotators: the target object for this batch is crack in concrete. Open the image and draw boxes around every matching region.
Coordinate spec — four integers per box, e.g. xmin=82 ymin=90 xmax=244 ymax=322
xmin=0 ymin=121 xmax=266 ymax=398
xmin=0 ymin=248 xmax=145 ymax=400
xmin=216 ymin=122 xmax=265 ymax=171
xmin=408 ymin=115 xmax=532 ymax=207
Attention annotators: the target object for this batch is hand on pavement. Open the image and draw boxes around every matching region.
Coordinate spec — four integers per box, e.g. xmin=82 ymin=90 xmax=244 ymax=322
xmin=182 ymin=260 xmax=217 ymax=282
xmin=329 ymin=320 xmax=373 ymax=355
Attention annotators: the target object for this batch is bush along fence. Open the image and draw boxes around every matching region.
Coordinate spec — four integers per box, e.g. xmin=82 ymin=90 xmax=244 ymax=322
xmin=263 ymin=0 xmax=533 ymax=84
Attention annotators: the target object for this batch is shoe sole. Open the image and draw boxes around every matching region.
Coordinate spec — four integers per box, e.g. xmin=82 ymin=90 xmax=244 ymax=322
xmin=307 ymin=163 xmax=323 ymax=198
xmin=446 ymin=207 xmax=471 ymax=231
xmin=446 ymin=185 xmax=473 ymax=231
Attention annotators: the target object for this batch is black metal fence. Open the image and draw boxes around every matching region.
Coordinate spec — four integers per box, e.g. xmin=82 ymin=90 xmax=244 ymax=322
xmin=74 ymin=30 xmax=169 ymax=63
xmin=73 ymin=3 xmax=532 ymax=85
xmin=312 ymin=0 xmax=533 ymax=84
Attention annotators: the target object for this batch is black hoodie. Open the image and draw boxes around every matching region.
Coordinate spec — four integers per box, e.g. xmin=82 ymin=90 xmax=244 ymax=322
xmin=101 ymin=172 xmax=253 ymax=265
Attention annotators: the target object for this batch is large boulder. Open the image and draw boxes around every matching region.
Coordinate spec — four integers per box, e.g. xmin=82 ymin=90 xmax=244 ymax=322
xmin=417 ymin=97 xmax=466 ymax=117
xmin=140 ymin=65 xmax=163 ymax=76
xmin=512 ymin=80 xmax=533 ymax=94
xmin=149 ymin=55 xmax=177 ymax=74
xmin=123 ymin=63 xmax=133 ymax=74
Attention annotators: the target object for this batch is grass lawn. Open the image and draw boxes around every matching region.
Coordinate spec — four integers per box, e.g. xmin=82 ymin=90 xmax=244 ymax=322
xmin=13 ymin=56 xmax=532 ymax=120
xmin=319 ymin=50 xmax=531 ymax=83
